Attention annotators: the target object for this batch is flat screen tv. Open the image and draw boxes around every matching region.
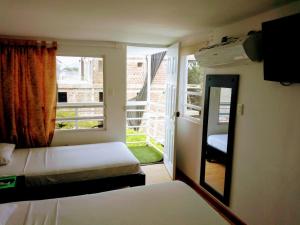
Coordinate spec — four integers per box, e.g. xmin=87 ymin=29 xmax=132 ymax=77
xmin=262 ymin=13 xmax=300 ymax=83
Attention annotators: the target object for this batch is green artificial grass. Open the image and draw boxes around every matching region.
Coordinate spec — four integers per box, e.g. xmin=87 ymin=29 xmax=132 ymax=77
xmin=128 ymin=145 xmax=163 ymax=164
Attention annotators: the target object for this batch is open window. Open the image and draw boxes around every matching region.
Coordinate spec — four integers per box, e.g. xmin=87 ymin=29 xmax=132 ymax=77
xmin=183 ymin=55 xmax=204 ymax=121
xmin=56 ymin=56 xmax=105 ymax=130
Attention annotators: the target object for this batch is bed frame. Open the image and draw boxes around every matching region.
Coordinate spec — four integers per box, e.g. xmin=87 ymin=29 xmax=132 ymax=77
xmin=0 ymin=172 xmax=145 ymax=204
xmin=206 ymin=144 xmax=227 ymax=164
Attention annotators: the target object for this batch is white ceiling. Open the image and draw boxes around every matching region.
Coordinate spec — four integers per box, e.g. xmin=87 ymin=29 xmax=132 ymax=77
xmin=0 ymin=0 xmax=291 ymax=45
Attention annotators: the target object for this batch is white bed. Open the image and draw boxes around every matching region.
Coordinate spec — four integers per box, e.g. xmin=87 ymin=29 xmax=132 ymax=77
xmin=2 ymin=181 xmax=230 ymax=225
xmin=207 ymin=134 xmax=228 ymax=153
xmin=0 ymin=142 xmax=141 ymax=187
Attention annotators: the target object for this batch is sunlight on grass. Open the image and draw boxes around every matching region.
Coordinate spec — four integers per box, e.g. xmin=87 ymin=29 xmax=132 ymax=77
xmin=126 ymin=129 xmax=163 ymax=151
xmin=129 ymin=145 xmax=163 ymax=164
xmin=126 ymin=128 xmax=164 ymax=164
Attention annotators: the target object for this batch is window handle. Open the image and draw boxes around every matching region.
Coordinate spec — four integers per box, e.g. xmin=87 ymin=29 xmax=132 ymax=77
xmin=176 ymin=111 xmax=180 ymax=117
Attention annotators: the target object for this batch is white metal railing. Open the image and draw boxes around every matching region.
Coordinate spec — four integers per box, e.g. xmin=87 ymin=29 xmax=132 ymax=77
xmin=56 ymin=102 xmax=104 ymax=130
xmin=126 ymin=101 xmax=164 ymax=151
xmin=218 ymin=102 xmax=230 ymax=123
xmin=185 ymin=103 xmax=202 ymax=111
xmin=186 ymin=91 xmax=201 ymax=96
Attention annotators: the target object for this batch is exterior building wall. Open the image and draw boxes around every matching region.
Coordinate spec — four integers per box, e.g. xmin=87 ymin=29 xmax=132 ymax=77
xmin=57 ymin=58 xmax=104 ymax=103
xmin=127 ymin=56 xmax=167 ymax=145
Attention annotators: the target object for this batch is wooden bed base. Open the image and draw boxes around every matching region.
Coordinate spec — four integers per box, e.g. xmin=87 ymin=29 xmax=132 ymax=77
xmin=0 ymin=172 xmax=145 ymax=204
xmin=206 ymin=144 xmax=227 ymax=164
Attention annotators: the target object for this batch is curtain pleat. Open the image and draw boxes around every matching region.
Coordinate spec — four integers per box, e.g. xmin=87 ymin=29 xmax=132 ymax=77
xmin=0 ymin=40 xmax=57 ymax=148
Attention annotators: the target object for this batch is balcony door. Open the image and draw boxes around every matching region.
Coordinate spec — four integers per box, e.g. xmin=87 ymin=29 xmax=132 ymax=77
xmin=164 ymin=43 xmax=180 ymax=179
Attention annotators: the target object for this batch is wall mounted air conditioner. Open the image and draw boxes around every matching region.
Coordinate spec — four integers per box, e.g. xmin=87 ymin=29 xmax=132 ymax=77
xmin=195 ymin=32 xmax=262 ymax=67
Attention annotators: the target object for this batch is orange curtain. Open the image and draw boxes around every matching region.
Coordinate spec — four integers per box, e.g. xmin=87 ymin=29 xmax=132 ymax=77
xmin=0 ymin=39 xmax=57 ymax=148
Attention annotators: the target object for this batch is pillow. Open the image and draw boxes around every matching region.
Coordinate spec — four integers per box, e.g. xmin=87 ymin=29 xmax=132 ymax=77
xmin=0 ymin=143 xmax=15 ymax=166
xmin=0 ymin=204 xmax=17 ymax=225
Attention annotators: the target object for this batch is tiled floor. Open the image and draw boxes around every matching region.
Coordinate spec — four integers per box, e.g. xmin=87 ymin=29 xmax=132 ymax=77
xmin=141 ymin=164 xmax=172 ymax=185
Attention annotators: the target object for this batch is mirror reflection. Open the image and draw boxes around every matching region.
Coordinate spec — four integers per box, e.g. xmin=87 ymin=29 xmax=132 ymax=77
xmin=200 ymin=74 xmax=239 ymax=205
xmin=204 ymin=87 xmax=232 ymax=195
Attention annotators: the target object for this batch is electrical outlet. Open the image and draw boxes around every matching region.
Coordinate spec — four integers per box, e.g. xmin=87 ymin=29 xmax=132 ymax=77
xmin=237 ymin=103 xmax=244 ymax=115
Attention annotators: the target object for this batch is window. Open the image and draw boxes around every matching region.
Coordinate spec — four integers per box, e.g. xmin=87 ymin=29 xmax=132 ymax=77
xmin=58 ymin=92 xmax=67 ymax=103
xmin=99 ymin=92 xmax=104 ymax=102
xmin=183 ymin=55 xmax=204 ymax=120
xmin=56 ymin=56 xmax=104 ymax=130
xmin=218 ymin=88 xmax=231 ymax=123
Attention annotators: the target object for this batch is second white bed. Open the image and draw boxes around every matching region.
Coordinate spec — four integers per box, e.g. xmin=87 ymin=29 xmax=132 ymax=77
xmin=207 ymin=134 xmax=228 ymax=153
xmin=0 ymin=142 xmax=141 ymax=187
xmin=3 ymin=181 xmax=230 ymax=225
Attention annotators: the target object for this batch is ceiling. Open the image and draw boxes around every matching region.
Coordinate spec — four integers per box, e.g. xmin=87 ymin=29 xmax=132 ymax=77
xmin=0 ymin=0 xmax=293 ymax=45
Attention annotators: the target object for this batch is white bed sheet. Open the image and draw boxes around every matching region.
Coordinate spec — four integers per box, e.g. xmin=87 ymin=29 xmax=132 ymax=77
xmin=207 ymin=134 xmax=228 ymax=153
xmin=4 ymin=181 xmax=229 ymax=225
xmin=0 ymin=142 xmax=140 ymax=187
xmin=0 ymin=148 xmax=29 ymax=177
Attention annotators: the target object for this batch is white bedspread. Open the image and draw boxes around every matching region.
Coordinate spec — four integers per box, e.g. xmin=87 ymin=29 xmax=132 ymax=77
xmin=0 ymin=142 xmax=140 ymax=186
xmin=207 ymin=134 xmax=228 ymax=153
xmin=4 ymin=181 xmax=229 ymax=225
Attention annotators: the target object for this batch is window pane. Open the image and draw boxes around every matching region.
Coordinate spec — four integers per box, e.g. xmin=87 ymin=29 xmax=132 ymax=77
xmin=187 ymin=94 xmax=201 ymax=106
xmin=56 ymin=56 xmax=103 ymax=103
xmin=218 ymin=88 xmax=232 ymax=123
xmin=56 ymin=56 xmax=104 ymax=130
xmin=185 ymin=55 xmax=204 ymax=120
xmin=58 ymin=92 xmax=67 ymax=102
xmin=187 ymin=56 xmax=203 ymax=86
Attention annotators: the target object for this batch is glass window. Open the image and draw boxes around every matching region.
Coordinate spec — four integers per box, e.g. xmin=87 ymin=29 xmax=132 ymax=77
xmin=56 ymin=56 xmax=104 ymax=130
xmin=183 ymin=55 xmax=204 ymax=120
xmin=218 ymin=88 xmax=231 ymax=123
xmin=58 ymin=92 xmax=67 ymax=103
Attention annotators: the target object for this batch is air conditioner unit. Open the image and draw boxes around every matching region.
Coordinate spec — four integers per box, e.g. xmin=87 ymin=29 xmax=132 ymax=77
xmin=195 ymin=32 xmax=262 ymax=67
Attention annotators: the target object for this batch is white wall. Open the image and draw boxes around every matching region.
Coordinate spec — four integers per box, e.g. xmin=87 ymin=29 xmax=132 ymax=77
xmin=176 ymin=42 xmax=207 ymax=182
xmin=176 ymin=2 xmax=300 ymax=225
xmin=51 ymin=41 xmax=127 ymax=146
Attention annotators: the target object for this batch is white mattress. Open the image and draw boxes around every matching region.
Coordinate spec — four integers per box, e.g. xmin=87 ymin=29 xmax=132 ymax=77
xmin=207 ymin=134 xmax=228 ymax=153
xmin=3 ymin=181 xmax=229 ymax=225
xmin=0 ymin=142 xmax=140 ymax=186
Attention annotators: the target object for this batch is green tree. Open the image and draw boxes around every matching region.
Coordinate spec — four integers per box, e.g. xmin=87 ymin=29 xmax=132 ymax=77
xmin=188 ymin=60 xmax=204 ymax=85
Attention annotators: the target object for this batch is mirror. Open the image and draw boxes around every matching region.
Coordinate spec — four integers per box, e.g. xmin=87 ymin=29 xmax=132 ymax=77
xmin=200 ymin=75 xmax=239 ymax=205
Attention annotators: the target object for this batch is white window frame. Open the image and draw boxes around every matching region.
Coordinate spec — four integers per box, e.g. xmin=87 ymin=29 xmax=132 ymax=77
xmin=217 ymin=88 xmax=231 ymax=124
xmin=182 ymin=55 xmax=203 ymax=123
xmin=55 ymin=56 xmax=106 ymax=131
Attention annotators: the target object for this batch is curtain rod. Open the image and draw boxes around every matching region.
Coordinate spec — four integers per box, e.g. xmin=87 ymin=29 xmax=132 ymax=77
xmin=0 ymin=38 xmax=57 ymax=49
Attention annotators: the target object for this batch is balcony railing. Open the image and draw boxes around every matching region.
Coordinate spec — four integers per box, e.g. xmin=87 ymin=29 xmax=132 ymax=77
xmin=56 ymin=102 xmax=104 ymax=130
xmin=126 ymin=101 xmax=164 ymax=152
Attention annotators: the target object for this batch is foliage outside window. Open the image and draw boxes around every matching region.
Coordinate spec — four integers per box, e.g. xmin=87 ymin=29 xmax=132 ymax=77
xmin=56 ymin=56 xmax=104 ymax=130
xmin=184 ymin=55 xmax=204 ymax=120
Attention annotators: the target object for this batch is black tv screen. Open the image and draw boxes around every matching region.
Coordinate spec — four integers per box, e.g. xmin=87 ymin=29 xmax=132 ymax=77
xmin=262 ymin=13 xmax=300 ymax=83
